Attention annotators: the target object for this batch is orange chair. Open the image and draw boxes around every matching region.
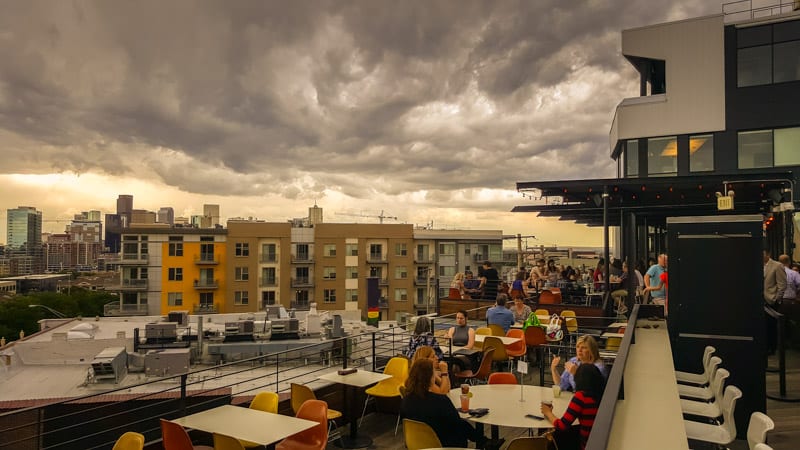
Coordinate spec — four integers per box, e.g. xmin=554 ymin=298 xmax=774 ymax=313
xmin=453 ymin=346 xmax=495 ymax=385
xmin=488 ymin=372 xmax=518 ymax=385
xmin=276 ymin=399 xmax=328 ymax=450
xmin=291 ymin=383 xmax=343 ymax=444
xmin=160 ymin=419 xmax=213 ymax=450
xmin=538 ymin=289 xmax=561 ymax=305
xmin=505 ymin=329 xmax=527 ymax=360
xmin=448 ymin=288 xmax=461 ymax=299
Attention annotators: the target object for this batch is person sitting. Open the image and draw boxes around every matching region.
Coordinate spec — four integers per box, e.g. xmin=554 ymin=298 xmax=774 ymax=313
xmin=463 ymin=270 xmax=483 ymax=298
xmin=405 ymin=317 xmax=443 ymax=360
xmin=610 ymin=261 xmax=639 ymax=314
xmin=400 ymin=359 xmax=486 ymax=449
xmin=541 ymin=363 xmax=605 ymax=450
xmin=550 ymin=335 xmax=607 ymax=392
xmin=445 ymin=310 xmax=476 ymax=349
xmin=510 ymin=296 xmax=532 ymax=324
xmin=450 ymin=272 xmax=467 ymax=299
xmin=411 ymin=346 xmax=451 ymax=394
xmin=486 ymin=295 xmax=515 ymax=333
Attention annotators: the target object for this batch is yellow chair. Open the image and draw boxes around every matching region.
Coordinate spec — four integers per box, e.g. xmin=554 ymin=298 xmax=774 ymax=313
xmin=360 ymin=357 xmax=409 ymax=434
xmin=112 ymin=432 xmax=144 ymax=450
xmin=534 ymin=308 xmax=549 ymax=317
xmin=487 ymin=324 xmax=505 ymax=336
xmin=239 ymin=391 xmax=279 ymax=448
xmin=560 ymin=310 xmax=578 ymax=333
xmin=506 ymin=435 xmax=550 ymax=450
xmin=403 ymin=419 xmax=442 ymax=450
xmin=291 ymin=383 xmax=343 ymax=443
xmin=214 ymin=433 xmax=245 ymax=450
xmin=474 ymin=327 xmax=492 ymax=350
xmin=483 ymin=336 xmax=511 ymax=371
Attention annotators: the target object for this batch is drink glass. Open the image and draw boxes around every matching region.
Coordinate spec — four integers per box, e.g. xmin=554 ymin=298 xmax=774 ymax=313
xmin=552 ymin=385 xmax=561 ymax=398
xmin=461 ymin=384 xmax=470 ymax=394
xmin=460 ymin=394 xmax=470 ymax=412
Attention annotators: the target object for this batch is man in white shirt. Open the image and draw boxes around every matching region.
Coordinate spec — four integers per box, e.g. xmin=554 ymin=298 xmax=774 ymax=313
xmin=778 ymin=254 xmax=800 ymax=301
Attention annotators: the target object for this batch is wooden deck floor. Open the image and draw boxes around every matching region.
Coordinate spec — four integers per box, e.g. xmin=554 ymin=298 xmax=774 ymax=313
xmin=329 ymin=350 xmax=800 ymax=450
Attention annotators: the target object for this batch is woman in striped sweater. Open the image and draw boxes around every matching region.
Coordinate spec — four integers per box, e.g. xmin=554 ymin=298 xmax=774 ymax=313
xmin=541 ymin=363 xmax=605 ymax=450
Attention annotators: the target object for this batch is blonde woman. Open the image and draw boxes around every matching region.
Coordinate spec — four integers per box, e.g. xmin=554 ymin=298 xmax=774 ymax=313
xmin=450 ymin=272 xmax=466 ymax=299
xmin=550 ymin=335 xmax=607 ymax=392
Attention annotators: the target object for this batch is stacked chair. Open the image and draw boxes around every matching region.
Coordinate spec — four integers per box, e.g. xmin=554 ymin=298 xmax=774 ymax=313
xmin=677 ymin=357 xmax=723 ymax=401
xmin=747 ymin=412 xmax=775 ymax=449
xmin=675 ymin=346 xmax=716 ymax=386
xmin=683 ymin=385 xmax=742 ymax=448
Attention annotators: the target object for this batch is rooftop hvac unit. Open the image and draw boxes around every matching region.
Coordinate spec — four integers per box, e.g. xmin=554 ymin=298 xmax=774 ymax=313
xmin=90 ymin=347 xmax=128 ymax=383
xmin=145 ymin=323 xmax=178 ymax=341
xmin=167 ymin=310 xmax=189 ymax=326
xmin=145 ymin=348 xmax=191 ymax=377
xmin=395 ymin=312 xmax=411 ymax=325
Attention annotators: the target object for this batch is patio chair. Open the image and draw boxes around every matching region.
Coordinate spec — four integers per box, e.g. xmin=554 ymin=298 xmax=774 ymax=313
xmin=487 ymin=324 xmax=506 ymax=336
xmin=213 ymin=433 xmax=244 ymax=450
xmin=112 ymin=432 xmax=144 ymax=450
xmin=533 ymin=308 xmax=549 ymax=317
xmin=474 ymin=327 xmax=492 ymax=350
xmin=488 ymin=372 xmax=518 ymax=385
xmin=683 ymin=386 xmax=742 ymax=447
xmin=675 ymin=346 xmax=716 ymax=386
xmin=506 ymin=436 xmax=550 ymax=450
xmin=505 ymin=329 xmax=527 ymax=361
xmin=160 ymin=419 xmax=213 ymax=450
xmin=291 ymin=383 xmax=343 ymax=444
xmin=276 ymin=399 xmax=328 ymax=450
xmin=483 ymin=336 xmax=511 ymax=372
xmin=747 ymin=412 xmax=775 ymax=450
xmin=360 ymin=356 xmax=408 ymax=435
xmin=403 ymin=419 xmax=442 ymax=450
xmin=249 ymin=391 xmax=279 ymax=413
xmin=453 ymin=346 xmax=495 ymax=385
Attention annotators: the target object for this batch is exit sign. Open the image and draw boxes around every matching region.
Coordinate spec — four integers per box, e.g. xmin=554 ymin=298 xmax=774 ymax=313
xmin=717 ymin=196 xmax=734 ymax=211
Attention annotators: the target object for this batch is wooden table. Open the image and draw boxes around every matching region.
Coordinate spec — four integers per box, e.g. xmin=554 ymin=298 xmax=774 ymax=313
xmin=171 ymin=405 xmax=317 ymax=450
xmin=319 ymin=369 xmax=391 ymax=449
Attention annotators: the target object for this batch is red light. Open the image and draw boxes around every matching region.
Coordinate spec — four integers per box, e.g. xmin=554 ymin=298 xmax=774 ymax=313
xmin=698 ymin=184 xmax=703 ymax=190
xmin=632 ymin=194 xmax=637 ymax=200
xmin=641 ymin=185 xmax=646 ymax=191
xmin=614 ymin=186 xmax=619 ymax=192
xmin=669 ymin=186 xmax=673 ymax=192
xmin=656 ymin=194 xmax=661 ymax=200
xmin=563 ymin=188 xmax=568 ymax=193
xmin=588 ymin=187 xmax=593 ymax=193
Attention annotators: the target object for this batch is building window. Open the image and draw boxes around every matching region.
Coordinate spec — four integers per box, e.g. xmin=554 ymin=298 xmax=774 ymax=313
xmin=235 ymin=267 xmax=249 ymax=281
xmin=168 ymin=268 xmax=183 ymax=281
xmin=235 ymin=291 xmax=249 ymax=305
xmin=345 ymin=289 xmax=358 ymax=301
xmin=395 ymin=266 xmax=408 ymax=279
xmin=346 ymin=244 xmax=358 ymax=256
xmin=776 ymin=127 xmax=800 ymax=166
xmin=323 ymin=289 xmax=336 ymax=304
xmin=394 ymin=288 xmax=408 ymax=301
xmin=438 ymin=243 xmax=455 ymax=255
xmin=199 ymin=292 xmax=214 ymax=307
xmin=235 ymin=243 xmax=249 ymax=257
xmin=295 ymin=290 xmax=310 ymax=306
xmin=261 ymin=244 xmax=277 ymax=262
xmin=324 ymin=244 xmax=336 ymax=257
xmin=168 ymin=292 xmax=183 ymax=306
xmin=168 ymin=241 xmax=183 ymax=257
xmin=295 ymin=244 xmax=310 ymax=260
xmin=439 ymin=266 xmax=455 ymax=277
xmin=261 ymin=267 xmax=276 ymax=286
xmin=416 ymin=245 xmax=430 ymax=261
xmin=323 ymin=266 xmax=337 ymax=279
xmin=262 ymin=291 xmax=276 ymax=307
xmin=690 ymin=134 xmax=714 ymax=172
xmin=738 ymin=130 xmax=773 ymax=169
xmin=200 ymin=243 xmax=215 ymax=261
xmin=369 ymin=266 xmax=383 ymax=279
xmin=737 ymin=45 xmax=772 ymax=87
xmin=647 ymin=136 xmax=678 ymax=176
xmin=395 ymin=243 xmax=407 ymax=256
xmin=774 ymin=40 xmax=800 ymax=83
xmin=369 ymin=244 xmax=383 ymax=260
xmin=346 ymin=266 xmax=358 ymax=279
xmin=626 ymin=140 xmax=638 ymax=177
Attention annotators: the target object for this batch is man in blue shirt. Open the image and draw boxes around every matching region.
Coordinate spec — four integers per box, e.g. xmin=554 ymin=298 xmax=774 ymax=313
xmin=644 ymin=254 xmax=668 ymax=305
xmin=486 ymin=295 xmax=515 ymax=333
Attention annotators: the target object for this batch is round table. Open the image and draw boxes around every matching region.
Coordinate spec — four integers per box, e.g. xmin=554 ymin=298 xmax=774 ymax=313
xmin=447 ymin=384 xmax=573 ymax=429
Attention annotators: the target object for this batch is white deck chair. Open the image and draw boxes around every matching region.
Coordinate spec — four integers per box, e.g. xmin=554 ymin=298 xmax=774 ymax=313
xmin=681 ymin=368 xmax=729 ymax=419
xmin=675 ymin=346 xmax=715 ymax=386
xmin=678 ymin=357 xmax=722 ymax=401
xmin=747 ymin=412 xmax=775 ymax=450
xmin=684 ymin=386 xmax=742 ymax=446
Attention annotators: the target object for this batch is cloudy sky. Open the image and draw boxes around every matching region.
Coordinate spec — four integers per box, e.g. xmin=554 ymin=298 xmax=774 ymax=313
xmin=0 ymin=0 xmax=721 ymax=247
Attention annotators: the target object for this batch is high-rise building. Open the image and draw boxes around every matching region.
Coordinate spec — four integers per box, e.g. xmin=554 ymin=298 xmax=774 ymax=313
xmin=203 ymin=204 xmax=220 ymax=227
xmin=157 ymin=207 xmax=175 ymax=225
xmin=116 ymin=195 xmax=133 ymax=227
xmin=7 ymin=206 xmax=42 ymax=250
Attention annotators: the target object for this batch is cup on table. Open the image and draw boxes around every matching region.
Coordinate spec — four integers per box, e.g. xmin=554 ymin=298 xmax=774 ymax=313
xmin=552 ymin=385 xmax=561 ymax=398
xmin=541 ymin=400 xmax=553 ymax=409
xmin=460 ymin=394 xmax=470 ymax=412
xmin=461 ymin=384 xmax=470 ymax=395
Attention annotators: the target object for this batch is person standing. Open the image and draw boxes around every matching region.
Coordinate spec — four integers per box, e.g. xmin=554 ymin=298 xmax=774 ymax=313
xmin=644 ymin=254 xmax=668 ymax=305
xmin=764 ymin=250 xmax=787 ymax=355
xmin=481 ymin=260 xmax=500 ymax=300
xmin=779 ymin=254 xmax=800 ymax=301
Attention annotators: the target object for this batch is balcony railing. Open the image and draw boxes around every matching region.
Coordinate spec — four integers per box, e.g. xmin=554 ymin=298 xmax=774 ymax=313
xmin=193 ymin=303 xmax=219 ymax=313
xmin=378 ymin=278 xmax=389 ymax=286
xmin=366 ymin=255 xmax=387 ymax=264
xmin=194 ymin=254 xmax=219 ymax=265
xmin=414 ymin=255 xmax=434 ymax=264
xmin=259 ymin=254 xmax=278 ymax=263
xmin=259 ymin=277 xmax=277 ymax=287
xmin=290 ymin=301 xmax=310 ymax=310
xmin=103 ymin=301 xmax=149 ymax=316
xmin=291 ymin=277 xmax=313 ymax=287
xmin=291 ymin=253 xmax=314 ymax=263
xmin=414 ymin=276 xmax=431 ymax=285
xmin=378 ymin=299 xmax=389 ymax=309
xmin=116 ymin=279 xmax=148 ymax=290
xmin=120 ymin=253 xmax=149 ymax=264
xmin=193 ymin=279 xmax=219 ymax=289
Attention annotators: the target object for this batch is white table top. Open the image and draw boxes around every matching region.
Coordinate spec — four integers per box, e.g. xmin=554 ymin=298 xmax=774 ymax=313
xmin=607 ymin=322 xmax=629 ymax=328
xmin=318 ymin=369 xmax=391 ymax=387
xmin=606 ymin=322 xmax=688 ymax=450
xmin=447 ymin=384 xmax=572 ymax=429
xmin=601 ymin=332 xmax=625 ymax=338
xmin=171 ymin=405 xmax=317 ymax=446
xmin=473 ymin=334 xmax=521 ymax=345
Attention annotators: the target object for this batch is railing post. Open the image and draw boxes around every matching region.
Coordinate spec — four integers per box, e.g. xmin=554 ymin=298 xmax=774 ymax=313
xmin=372 ymin=332 xmax=377 ymax=372
xmin=180 ymin=374 xmax=187 ymax=415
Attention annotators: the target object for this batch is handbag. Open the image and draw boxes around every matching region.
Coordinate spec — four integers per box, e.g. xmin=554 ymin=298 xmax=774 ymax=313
xmin=545 ymin=314 xmax=564 ymax=341
xmin=523 ymin=311 xmax=541 ymax=330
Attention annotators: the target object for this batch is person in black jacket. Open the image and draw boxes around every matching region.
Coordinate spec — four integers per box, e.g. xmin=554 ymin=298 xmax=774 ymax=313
xmin=400 ymin=358 xmax=485 ymax=448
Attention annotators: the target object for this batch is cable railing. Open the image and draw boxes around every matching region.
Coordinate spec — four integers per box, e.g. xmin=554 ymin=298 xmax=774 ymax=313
xmin=722 ymin=0 xmax=800 ymax=23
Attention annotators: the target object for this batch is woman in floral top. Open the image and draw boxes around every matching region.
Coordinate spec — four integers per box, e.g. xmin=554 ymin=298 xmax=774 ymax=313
xmin=405 ymin=317 xmax=443 ymax=360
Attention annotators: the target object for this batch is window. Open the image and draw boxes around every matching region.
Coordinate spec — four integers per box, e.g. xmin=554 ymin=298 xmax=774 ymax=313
xmin=690 ymin=135 xmax=714 ymax=172
xmin=647 ymin=136 xmax=678 ymax=176
xmin=439 ymin=266 xmax=455 ymax=277
xmin=416 ymin=245 xmax=430 ymax=261
xmin=323 ymin=266 xmax=337 ymax=279
xmin=199 ymin=292 xmax=214 ymax=307
xmin=295 ymin=267 xmax=309 ymax=284
xmin=200 ymin=243 xmax=215 ymax=261
xmin=775 ymin=127 xmax=800 ymax=167
xmin=168 ymin=237 xmax=183 ymax=256
xmin=168 ymin=268 xmax=183 ymax=281
xmin=369 ymin=266 xmax=383 ymax=279
xmin=235 ymin=267 xmax=249 ymax=281
xmin=395 ymin=243 xmax=407 ymax=256
xmin=738 ymin=130 xmax=773 ymax=168
xmin=346 ymin=266 xmax=358 ymax=279
xmin=346 ymin=244 xmax=358 ymax=256
xmin=168 ymin=292 xmax=183 ymax=306
xmin=394 ymin=288 xmax=408 ymax=301
xmin=295 ymin=244 xmax=310 ymax=260
xmin=295 ymin=290 xmax=310 ymax=305
xmin=262 ymin=291 xmax=276 ymax=306
xmin=324 ymin=244 xmax=336 ymax=257
xmin=261 ymin=267 xmax=276 ymax=286
xmin=737 ymin=45 xmax=772 ymax=87
xmin=345 ymin=289 xmax=358 ymax=301
xmin=235 ymin=291 xmax=249 ymax=305
xmin=774 ymin=40 xmax=800 ymax=83
xmin=235 ymin=243 xmax=249 ymax=257
xmin=395 ymin=266 xmax=408 ymax=279
xmin=323 ymin=289 xmax=336 ymax=304
xmin=626 ymin=140 xmax=639 ymax=177
xmin=261 ymin=244 xmax=277 ymax=262
xmin=438 ymin=243 xmax=455 ymax=255
xmin=200 ymin=236 xmax=214 ymax=242
xmin=369 ymin=244 xmax=383 ymax=260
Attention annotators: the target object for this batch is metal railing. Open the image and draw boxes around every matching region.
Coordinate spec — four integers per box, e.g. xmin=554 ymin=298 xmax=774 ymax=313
xmin=103 ymin=302 xmax=149 ymax=316
xmin=192 ymin=279 xmax=219 ymax=289
xmin=193 ymin=254 xmax=219 ymax=265
xmin=722 ymin=0 xmax=800 ymax=23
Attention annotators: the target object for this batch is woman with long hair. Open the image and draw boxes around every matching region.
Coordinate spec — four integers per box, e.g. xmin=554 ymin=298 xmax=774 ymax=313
xmin=541 ymin=363 xmax=605 ymax=450
xmin=405 ymin=316 xmax=443 ymax=359
xmin=411 ymin=346 xmax=451 ymax=394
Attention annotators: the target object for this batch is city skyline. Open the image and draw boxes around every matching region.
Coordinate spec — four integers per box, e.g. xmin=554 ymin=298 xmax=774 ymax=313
xmin=0 ymin=1 xmax=721 ymax=247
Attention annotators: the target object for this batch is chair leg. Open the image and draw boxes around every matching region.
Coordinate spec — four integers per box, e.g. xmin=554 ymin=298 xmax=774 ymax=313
xmin=394 ymin=413 xmax=401 ymax=435
xmin=359 ymin=395 xmax=371 ymax=428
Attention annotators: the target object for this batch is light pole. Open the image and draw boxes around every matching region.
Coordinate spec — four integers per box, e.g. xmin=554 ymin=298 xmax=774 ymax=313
xmin=28 ymin=304 xmax=67 ymax=318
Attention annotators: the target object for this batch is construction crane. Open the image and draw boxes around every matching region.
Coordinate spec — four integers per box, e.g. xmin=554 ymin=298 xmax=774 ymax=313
xmin=335 ymin=210 xmax=398 ymax=224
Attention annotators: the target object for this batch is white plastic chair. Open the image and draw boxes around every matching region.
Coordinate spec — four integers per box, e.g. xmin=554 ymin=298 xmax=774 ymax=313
xmin=753 ymin=444 xmax=773 ymax=450
xmin=675 ymin=346 xmax=715 ymax=385
xmin=747 ymin=412 xmax=775 ymax=450
xmin=678 ymin=357 xmax=722 ymax=401
xmin=681 ymin=368 xmax=729 ymax=419
xmin=684 ymin=385 xmax=742 ymax=446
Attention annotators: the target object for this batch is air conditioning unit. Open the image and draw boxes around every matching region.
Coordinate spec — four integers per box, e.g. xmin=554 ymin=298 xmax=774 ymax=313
xmin=90 ymin=347 xmax=128 ymax=383
xmin=167 ymin=310 xmax=189 ymax=326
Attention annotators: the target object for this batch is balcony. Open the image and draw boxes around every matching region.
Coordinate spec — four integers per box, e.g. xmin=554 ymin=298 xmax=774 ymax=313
xmin=193 ymin=279 xmax=219 ymax=289
xmin=194 ymin=254 xmax=219 ymax=265
xmin=414 ymin=276 xmax=431 ymax=286
xmin=290 ymin=301 xmax=310 ymax=310
xmin=378 ymin=278 xmax=389 ymax=286
xmin=116 ymin=279 xmax=148 ymax=290
xmin=378 ymin=299 xmax=389 ymax=309
xmin=414 ymin=255 xmax=434 ymax=264
xmin=291 ymin=254 xmax=314 ymax=264
xmin=259 ymin=254 xmax=278 ymax=264
xmin=366 ymin=254 xmax=387 ymax=264
xmin=291 ymin=277 xmax=314 ymax=287
xmin=103 ymin=301 xmax=149 ymax=316
xmin=259 ymin=277 xmax=277 ymax=287
xmin=193 ymin=303 xmax=219 ymax=314
xmin=120 ymin=253 xmax=149 ymax=264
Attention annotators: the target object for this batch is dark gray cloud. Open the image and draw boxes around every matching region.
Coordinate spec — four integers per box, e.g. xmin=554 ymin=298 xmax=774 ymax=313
xmin=0 ymin=0 xmax=721 ymax=200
